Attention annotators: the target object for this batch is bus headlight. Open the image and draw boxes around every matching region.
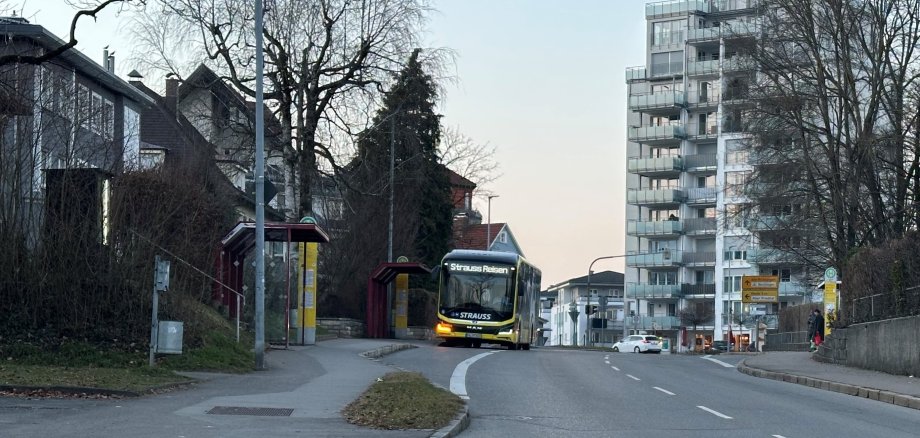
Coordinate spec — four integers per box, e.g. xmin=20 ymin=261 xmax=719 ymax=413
xmin=436 ymin=322 xmax=453 ymax=334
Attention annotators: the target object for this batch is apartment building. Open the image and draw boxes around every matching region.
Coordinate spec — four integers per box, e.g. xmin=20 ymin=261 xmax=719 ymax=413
xmin=625 ymin=0 xmax=812 ymax=351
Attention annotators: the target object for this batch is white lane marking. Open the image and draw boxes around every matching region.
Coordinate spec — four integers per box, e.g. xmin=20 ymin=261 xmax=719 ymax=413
xmin=702 ymin=355 xmax=736 ymax=368
xmin=611 ymin=366 xmax=620 ymax=371
xmin=450 ymin=351 xmax=499 ymax=399
xmin=626 ymin=374 xmax=640 ymax=381
xmin=604 ymin=360 xmax=610 ymax=364
xmin=604 ymin=355 xmax=609 ymax=360
xmin=653 ymin=386 xmax=675 ymax=395
xmin=697 ymin=405 xmax=732 ymax=419
xmin=773 ymin=435 xmax=787 ymax=438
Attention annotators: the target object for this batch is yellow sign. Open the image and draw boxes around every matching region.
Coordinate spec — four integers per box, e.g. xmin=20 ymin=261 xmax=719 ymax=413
xmin=741 ymin=275 xmax=779 ymax=303
xmin=823 ymin=280 xmax=837 ymax=336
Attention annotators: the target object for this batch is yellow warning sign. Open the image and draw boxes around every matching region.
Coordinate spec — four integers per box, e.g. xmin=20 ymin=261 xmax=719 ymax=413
xmin=741 ymin=275 xmax=779 ymax=303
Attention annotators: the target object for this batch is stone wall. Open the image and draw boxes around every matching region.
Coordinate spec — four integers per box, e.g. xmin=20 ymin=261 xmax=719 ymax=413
xmin=815 ymin=316 xmax=920 ymax=376
xmin=317 ymin=318 xmax=365 ymax=338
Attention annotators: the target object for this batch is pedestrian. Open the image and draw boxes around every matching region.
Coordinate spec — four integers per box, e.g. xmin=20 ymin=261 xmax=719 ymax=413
xmin=806 ymin=310 xmax=817 ymax=351
xmin=813 ymin=309 xmax=825 ymax=347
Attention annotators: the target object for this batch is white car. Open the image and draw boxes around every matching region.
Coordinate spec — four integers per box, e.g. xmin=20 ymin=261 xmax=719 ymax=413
xmin=612 ymin=335 xmax=662 ymax=353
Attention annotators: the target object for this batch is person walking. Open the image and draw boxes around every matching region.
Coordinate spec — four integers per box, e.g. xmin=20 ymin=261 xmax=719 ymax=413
xmin=807 ymin=310 xmax=817 ymax=351
xmin=813 ymin=309 xmax=825 ymax=347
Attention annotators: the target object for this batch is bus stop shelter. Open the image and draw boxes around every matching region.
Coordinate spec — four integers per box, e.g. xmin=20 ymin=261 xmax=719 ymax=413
xmin=214 ymin=222 xmax=330 ymax=339
xmin=366 ymin=262 xmax=431 ymax=338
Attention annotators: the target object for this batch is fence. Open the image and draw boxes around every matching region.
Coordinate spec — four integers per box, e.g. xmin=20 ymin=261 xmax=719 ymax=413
xmin=846 ymin=287 xmax=920 ymax=325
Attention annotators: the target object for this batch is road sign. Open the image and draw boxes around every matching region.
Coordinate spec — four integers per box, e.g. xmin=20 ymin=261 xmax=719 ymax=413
xmin=749 ymin=304 xmax=767 ymax=316
xmin=824 ymin=267 xmax=837 ymax=280
xmin=741 ymin=275 xmax=779 ymax=303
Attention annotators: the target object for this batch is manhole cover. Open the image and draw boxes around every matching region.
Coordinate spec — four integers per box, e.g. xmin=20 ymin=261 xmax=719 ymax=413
xmin=206 ymin=406 xmax=294 ymax=417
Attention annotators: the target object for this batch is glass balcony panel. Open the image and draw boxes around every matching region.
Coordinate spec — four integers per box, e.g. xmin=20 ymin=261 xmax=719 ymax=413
xmin=687 ymin=27 xmax=720 ymax=42
xmin=628 ymin=283 xmax=683 ymax=299
xmin=627 ymin=156 xmax=684 ymax=174
xmin=633 ymin=316 xmax=681 ymax=330
xmin=681 ymin=283 xmax=716 ymax=295
xmin=685 ymin=187 xmax=719 ymax=204
xmin=683 ymin=153 xmax=717 ymax=169
xmin=682 ymin=217 xmax=716 ymax=234
xmin=646 ymin=0 xmax=709 ymax=17
xmin=683 ymin=251 xmax=716 ymax=265
xmin=710 ymin=0 xmax=757 ymax=13
xmin=748 ymin=247 xmax=802 ymax=265
xmin=687 ymin=59 xmax=720 ymax=76
xmin=627 ymin=188 xmax=687 ymax=205
xmin=778 ymin=281 xmax=808 ymax=296
xmin=626 ymin=66 xmax=647 ymax=82
xmin=627 ymin=220 xmax=683 ymax=236
xmin=626 ymin=250 xmax=683 ymax=267
xmin=628 ymin=91 xmax=687 ymax=111
xmin=686 ymin=89 xmax=720 ymax=106
xmin=628 ymin=125 xmax=686 ymax=143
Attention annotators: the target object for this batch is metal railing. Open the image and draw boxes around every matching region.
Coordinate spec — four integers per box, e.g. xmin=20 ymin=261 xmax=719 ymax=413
xmin=626 ymin=66 xmax=647 ymax=82
xmin=682 ymin=251 xmax=716 ymax=264
xmin=629 ymin=283 xmax=683 ymax=299
xmin=628 ymin=91 xmax=687 ymax=110
xmin=626 ymin=250 xmax=683 ymax=267
xmin=627 ymin=188 xmax=687 ymax=205
xmin=683 ymin=153 xmax=717 ymax=169
xmin=683 ymin=217 xmax=717 ymax=233
xmin=646 ymin=0 xmax=709 ymax=17
xmin=627 ymin=156 xmax=684 ymax=174
xmin=628 ymin=125 xmax=686 ymax=142
xmin=681 ymin=283 xmax=715 ymax=295
xmin=627 ymin=219 xmax=683 ymax=236
xmin=685 ymin=187 xmax=719 ymax=204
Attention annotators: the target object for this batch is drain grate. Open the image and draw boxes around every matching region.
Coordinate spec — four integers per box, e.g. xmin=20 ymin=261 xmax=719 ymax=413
xmin=206 ymin=406 xmax=294 ymax=417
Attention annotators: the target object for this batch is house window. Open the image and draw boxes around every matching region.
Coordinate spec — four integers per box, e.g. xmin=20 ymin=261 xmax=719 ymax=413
xmin=652 ymin=20 xmax=685 ymax=46
xmin=499 ymin=232 xmax=508 ymax=243
xmin=771 ymin=268 xmax=792 ymax=282
xmin=651 ymin=51 xmax=684 ymax=76
xmin=92 ymin=93 xmax=103 ymax=134
xmin=647 ymin=302 xmax=655 ymax=317
xmin=667 ymin=303 xmax=677 ymax=317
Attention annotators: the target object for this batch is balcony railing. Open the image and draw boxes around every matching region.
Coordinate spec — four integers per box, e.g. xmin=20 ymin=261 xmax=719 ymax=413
xmin=627 ymin=188 xmax=687 ymax=206
xmin=687 ymin=123 xmax=718 ymax=139
xmin=632 ymin=316 xmax=681 ymax=330
xmin=629 ymin=283 xmax=683 ymax=299
xmin=681 ymin=283 xmax=716 ymax=295
xmin=724 ymin=21 xmax=760 ymax=38
xmin=626 ymin=66 xmax=647 ymax=82
xmin=685 ymin=187 xmax=719 ymax=204
xmin=683 ymin=153 xmax=717 ymax=169
xmin=629 ymin=91 xmax=687 ymax=112
xmin=626 ymin=250 xmax=683 ymax=267
xmin=683 ymin=217 xmax=717 ymax=234
xmin=683 ymin=251 xmax=716 ymax=265
xmin=779 ymin=281 xmax=809 ymax=297
xmin=687 ymin=58 xmax=720 ymax=76
xmin=627 ymin=219 xmax=683 ymax=237
xmin=687 ymin=27 xmax=720 ymax=42
xmin=748 ymin=247 xmax=803 ymax=265
xmin=710 ymin=0 xmax=758 ymax=14
xmin=686 ymin=90 xmax=720 ymax=107
xmin=628 ymin=125 xmax=686 ymax=144
xmin=627 ymin=156 xmax=683 ymax=175
xmin=748 ymin=214 xmax=787 ymax=231
xmin=646 ymin=0 xmax=709 ymax=17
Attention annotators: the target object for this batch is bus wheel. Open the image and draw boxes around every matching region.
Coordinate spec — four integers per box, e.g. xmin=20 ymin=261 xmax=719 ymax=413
xmin=507 ymin=343 xmax=518 ymax=351
xmin=522 ymin=343 xmax=530 ymax=351
xmin=472 ymin=341 xmax=482 ymax=348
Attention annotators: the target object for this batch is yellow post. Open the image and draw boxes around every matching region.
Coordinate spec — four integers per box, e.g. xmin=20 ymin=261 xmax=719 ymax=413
xmin=823 ymin=267 xmax=838 ymax=337
xmin=394 ymin=273 xmax=408 ymax=339
xmin=297 ymin=242 xmax=319 ymax=345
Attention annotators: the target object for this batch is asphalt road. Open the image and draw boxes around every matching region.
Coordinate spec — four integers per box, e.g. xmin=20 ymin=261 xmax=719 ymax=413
xmin=383 ymin=344 xmax=920 ymax=438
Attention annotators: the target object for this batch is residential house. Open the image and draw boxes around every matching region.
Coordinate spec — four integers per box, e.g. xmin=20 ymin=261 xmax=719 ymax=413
xmin=545 ymin=271 xmax=625 ymax=347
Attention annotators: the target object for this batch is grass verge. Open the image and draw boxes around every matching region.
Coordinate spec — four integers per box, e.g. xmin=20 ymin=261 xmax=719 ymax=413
xmin=342 ymin=371 xmax=463 ymax=430
xmin=0 ymin=363 xmax=189 ymax=393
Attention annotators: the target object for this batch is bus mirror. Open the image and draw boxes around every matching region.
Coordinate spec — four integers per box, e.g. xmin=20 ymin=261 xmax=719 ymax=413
xmin=430 ymin=265 xmax=440 ymax=281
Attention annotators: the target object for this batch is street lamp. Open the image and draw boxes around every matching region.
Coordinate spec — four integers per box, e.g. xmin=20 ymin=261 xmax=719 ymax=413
xmin=486 ymin=195 xmax=499 ymax=250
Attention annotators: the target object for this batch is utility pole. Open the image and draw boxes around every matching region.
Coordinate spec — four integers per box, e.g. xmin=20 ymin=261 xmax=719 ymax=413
xmin=253 ymin=0 xmax=266 ymax=370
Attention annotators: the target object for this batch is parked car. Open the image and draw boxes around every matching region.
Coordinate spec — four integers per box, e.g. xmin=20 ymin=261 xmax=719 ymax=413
xmin=612 ymin=335 xmax=662 ymax=353
xmin=710 ymin=340 xmax=730 ymax=352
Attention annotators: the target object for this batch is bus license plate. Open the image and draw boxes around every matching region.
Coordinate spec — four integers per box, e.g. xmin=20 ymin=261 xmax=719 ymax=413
xmin=466 ymin=333 xmax=482 ymax=339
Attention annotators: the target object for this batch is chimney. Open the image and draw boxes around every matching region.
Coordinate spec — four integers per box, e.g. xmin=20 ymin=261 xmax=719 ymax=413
xmin=107 ymin=54 xmax=115 ymax=73
xmin=165 ymin=75 xmax=179 ymax=114
xmin=127 ymin=69 xmax=144 ymax=86
xmin=102 ymin=47 xmax=109 ymax=70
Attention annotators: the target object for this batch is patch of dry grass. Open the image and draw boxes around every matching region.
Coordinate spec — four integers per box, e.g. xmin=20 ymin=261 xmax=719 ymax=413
xmin=343 ymin=371 xmax=464 ymax=430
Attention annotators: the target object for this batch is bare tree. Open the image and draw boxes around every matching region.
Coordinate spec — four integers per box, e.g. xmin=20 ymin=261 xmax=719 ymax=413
xmin=439 ymin=125 xmax=501 ymax=197
xmin=133 ymin=0 xmax=436 ymax=217
xmin=0 ymin=0 xmax=140 ymax=66
xmin=742 ymin=0 xmax=920 ymax=273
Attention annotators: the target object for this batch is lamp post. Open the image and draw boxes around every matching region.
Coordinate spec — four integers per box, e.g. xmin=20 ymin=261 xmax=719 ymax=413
xmin=486 ymin=195 xmax=499 ymax=250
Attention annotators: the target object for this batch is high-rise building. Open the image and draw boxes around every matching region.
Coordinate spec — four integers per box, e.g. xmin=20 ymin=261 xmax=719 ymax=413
xmin=625 ymin=0 xmax=812 ymax=351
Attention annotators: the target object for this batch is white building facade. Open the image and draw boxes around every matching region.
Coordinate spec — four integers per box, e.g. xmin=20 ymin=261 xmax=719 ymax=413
xmin=625 ymin=0 xmax=812 ymax=352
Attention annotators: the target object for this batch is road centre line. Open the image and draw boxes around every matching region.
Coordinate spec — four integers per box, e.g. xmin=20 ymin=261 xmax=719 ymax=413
xmin=450 ymin=351 xmax=499 ymax=400
xmin=626 ymin=374 xmax=640 ymax=381
xmin=604 ymin=360 xmax=610 ymax=364
xmin=653 ymin=387 xmax=675 ymax=395
xmin=773 ymin=435 xmax=787 ymax=438
xmin=702 ymin=355 xmax=736 ymax=368
xmin=697 ymin=405 xmax=732 ymax=419
xmin=611 ymin=366 xmax=620 ymax=371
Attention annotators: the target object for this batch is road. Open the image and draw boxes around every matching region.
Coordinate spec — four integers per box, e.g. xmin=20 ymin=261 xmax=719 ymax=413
xmin=383 ymin=344 xmax=920 ymax=438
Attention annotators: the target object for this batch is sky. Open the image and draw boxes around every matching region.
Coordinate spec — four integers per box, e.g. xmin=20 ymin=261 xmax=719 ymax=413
xmin=25 ymin=0 xmax=647 ymax=288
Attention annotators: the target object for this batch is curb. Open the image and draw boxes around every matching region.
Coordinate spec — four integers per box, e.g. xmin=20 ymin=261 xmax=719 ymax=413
xmin=357 ymin=343 xmax=470 ymax=438
xmin=737 ymin=359 xmax=920 ymax=411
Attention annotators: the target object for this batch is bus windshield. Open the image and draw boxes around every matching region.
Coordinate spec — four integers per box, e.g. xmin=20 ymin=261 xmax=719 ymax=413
xmin=439 ymin=261 xmax=515 ymax=322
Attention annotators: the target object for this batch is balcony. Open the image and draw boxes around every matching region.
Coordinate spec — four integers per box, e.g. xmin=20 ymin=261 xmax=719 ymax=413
xmin=683 ymin=251 xmax=716 ymax=266
xmin=683 ymin=217 xmax=717 ymax=235
xmin=632 ymin=316 xmax=681 ymax=330
xmin=627 ymin=188 xmax=686 ymax=206
xmin=687 ymin=58 xmax=720 ymax=77
xmin=646 ymin=0 xmax=709 ymax=17
xmin=683 ymin=153 xmax=717 ymax=171
xmin=626 ymin=250 xmax=683 ymax=268
xmin=629 ymin=283 xmax=683 ymax=299
xmin=627 ymin=156 xmax=683 ymax=176
xmin=627 ymin=220 xmax=683 ymax=238
xmin=685 ymin=187 xmax=718 ymax=205
xmin=686 ymin=27 xmax=720 ymax=43
xmin=687 ymin=123 xmax=718 ymax=141
xmin=723 ymin=21 xmax=760 ymax=39
xmin=681 ymin=283 xmax=716 ymax=295
xmin=628 ymin=125 xmax=686 ymax=145
xmin=723 ymin=56 xmax=753 ymax=73
xmin=748 ymin=214 xmax=787 ymax=232
xmin=709 ymin=0 xmax=758 ymax=14
xmin=626 ymin=66 xmax=647 ymax=82
xmin=629 ymin=91 xmax=686 ymax=115
xmin=748 ymin=247 xmax=803 ymax=265
xmin=686 ymin=90 xmax=719 ymax=109
xmin=779 ymin=281 xmax=809 ymax=297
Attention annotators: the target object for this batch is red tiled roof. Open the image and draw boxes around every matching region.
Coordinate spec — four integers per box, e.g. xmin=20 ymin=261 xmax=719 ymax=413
xmin=444 ymin=166 xmax=475 ymax=189
xmin=453 ymin=222 xmax=505 ymax=250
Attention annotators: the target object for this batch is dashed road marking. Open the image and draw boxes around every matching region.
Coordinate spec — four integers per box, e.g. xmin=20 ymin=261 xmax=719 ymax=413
xmin=611 ymin=366 xmax=620 ymax=371
xmin=697 ymin=405 xmax=732 ymax=419
xmin=772 ymin=435 xmax=787 ymax=438
xmin=627 ymin=374 xmax=640 ymax=381
xmin=604 ymin=360 xmax=610 ymax=364
xmin=653 ymin=387 xmax=675 ymax=395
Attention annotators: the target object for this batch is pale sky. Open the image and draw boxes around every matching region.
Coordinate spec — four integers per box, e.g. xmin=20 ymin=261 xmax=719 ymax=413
xmin=27 ymin=0 xmax=647 ymax=288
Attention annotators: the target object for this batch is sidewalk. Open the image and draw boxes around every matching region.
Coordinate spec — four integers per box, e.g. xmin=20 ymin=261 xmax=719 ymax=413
xmin=739 ymin=351 xmax=920 ymax=410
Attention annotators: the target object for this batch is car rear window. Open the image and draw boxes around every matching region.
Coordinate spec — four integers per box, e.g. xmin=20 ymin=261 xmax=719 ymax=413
xmin=644 ymin=337 xmax=658 ymax=341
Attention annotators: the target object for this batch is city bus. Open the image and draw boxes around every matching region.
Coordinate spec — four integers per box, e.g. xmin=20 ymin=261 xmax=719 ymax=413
xmin=433 ymin=249 xmax=542 ymax=350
